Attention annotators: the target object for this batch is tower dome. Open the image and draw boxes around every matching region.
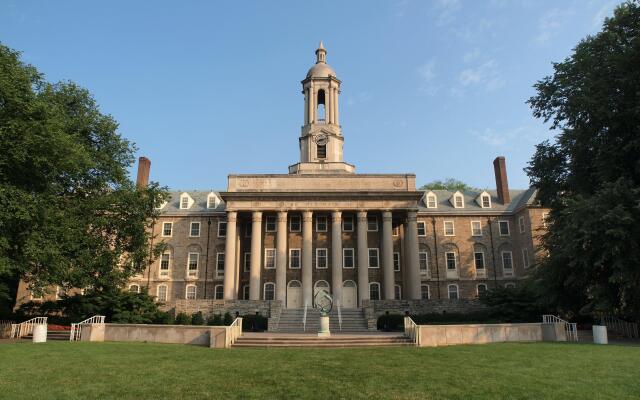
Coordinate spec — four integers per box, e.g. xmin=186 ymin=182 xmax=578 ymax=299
xmin=306 ymin=41 xmax=336 ymax=78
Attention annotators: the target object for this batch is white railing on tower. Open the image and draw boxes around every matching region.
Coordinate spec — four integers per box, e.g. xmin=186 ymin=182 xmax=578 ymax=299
xmin=542 ymin=315 xmax=578 ymax=341
xmin=303 ymin=303 xmax=308 ymax=332
xmin=225 ymin=317 xmax=243 ymax=348
xmin=10 ymin=317 xmax=48 ymax=339
xmin=601 ymin=316 xmax=639 ymax=338
xmin=404 ymin=316 xmax=420 ymax=346
xmin=69 ymin=315 xmax=105 ymax=341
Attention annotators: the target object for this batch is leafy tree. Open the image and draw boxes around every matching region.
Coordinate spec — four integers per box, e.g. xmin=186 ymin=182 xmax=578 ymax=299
xmin=526 ymin=1 xmax=640 ymax=319
xmin=419 ymin=178 xmax=478 ymax=192
xmin=0 ymin=43 xmax=168 ymax=296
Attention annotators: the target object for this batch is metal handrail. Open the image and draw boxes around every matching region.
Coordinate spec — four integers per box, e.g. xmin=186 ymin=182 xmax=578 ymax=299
xmin=70 ymin=315 xmax=106 ymax=342
xmin=303 ymin=303 xmax=308 ymax=332
xmin=337 ymin=301 xmax=343 ymax=332
xmin=542 ymin=315 xmax=578 ymax=342
xmin=10 ymin=317 xmax=48 ymax=339
xmin=404 ymin=316 xmax=420 ymax=346
xmin=601 ymin=316 xmax=639 ymax=338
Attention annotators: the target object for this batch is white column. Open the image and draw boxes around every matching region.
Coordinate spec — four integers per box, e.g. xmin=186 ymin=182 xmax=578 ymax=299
xmin=223 ymin=211 xmax=238 ymax=300
xmin=382 ymin=211 xmax=395 ymax=300
xmin=405 ymin=210 xmax=421 ymax=299
xmin=304 ymin=88 xmax=309 ymax=125
xmin=302 ymin=210 xmax=313 ymax=307
xmin=328 ymin=84 xmax=334 ymax=124
xmin=335 ymin=87 xmax=340 ymax=125
xmin=331 ymin=211 xmax=343 ymax=306
xmin=276 ymin=210 xmax=288 ymax=303
xmin=357 ymin=210 xmax=369 ymax=306
xmin=249 ymin=211 xmax=262 ymax=300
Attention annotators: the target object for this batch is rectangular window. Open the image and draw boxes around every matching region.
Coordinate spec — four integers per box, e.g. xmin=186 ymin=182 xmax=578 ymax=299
xmin=502 ymin=251 xmax=514 ymax=275
xmin=264 ymin=248 xmax=276 ymax=269
xmin=157 ymin=286 xmax=168 ymax=302
xmin=316 ymin=248 xmax=328 ymax=269
xmin=218 ymin=221 xmax=227 ymax=238
xmin=265 ymin=216 xmax=276 ymax=232
xmin=446 ymin=252 xmax=457 ymax=270
xmin=417 ymin=221 xmax=426 ymax=236
xmin=426 ymin=195 xmax=437 ymax=209
xmin=244 ymin=252 xmax=251 ymax=272
xmin=214 ymin=285 xmax=224 ymax=300
xmin=290 ymin=216 xmax=301 ymax=232
xmin=207 ymin=195 xmax=217 ymax=209
xmin=316 ymin=216 xmax=328 ymax=232
xmin=187 ymin=253 xmax=199 ymax=277
xmin=368 ymin=248 xmax=379 ymax=268
xmin=454 ymin=195 xmax=464 ymax=208
xmin=190 ymin=222 xmax=200 ymax=237
xmin=448 ymin=285 xmax=459 ymax=299
xmin=474 ymin=252 xmax=485 ymax=270
xmin=444 ymin=221 xmax=455 ymax=236
xmin=160 ymin=253 xmax=170 ymax=277
xmin=186 ymin=285 xmax=196 ymax=300
xmin=499 ymin=220 xmax=510 ymax=236
xmin=392 ymin=224 xmax=400 ymax=236
xmin=421 ymin=285 xmax=430 ymax=300
xmin=471 ymin=221 xmax=482 ymax=236
xmin=481 ymin=195 xmax=491 ymax=208
xmin=342 ymin=216 xmax=354 ymax=232
xmin=289 ymin=249 xmax=301 ymax=269
xmin=419 ymin=252 xmax=428 ymax=273
xmin=162 ymin=222 xmax=173 ymax=237
xmin=216 ymin=253 xmax=225 ymax=277
xmin=394 ymin=285 xmax=402 ymax=300
xmin=518 ymin=216 xmax=526 ymax=233
xmin=522 ymin=248 xmax=530 ymax=268
xmin=343 ymin=248 xmax=354 ymax=269
xmin=393 ymin=252 xmax=401 ymax=272
xmin=367 ymin=216 xmax=378 ymax=232
xmin=180 ymin=196 xmax=189 ymax=209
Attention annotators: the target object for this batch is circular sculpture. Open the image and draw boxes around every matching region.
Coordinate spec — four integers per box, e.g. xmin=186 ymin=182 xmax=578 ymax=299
xmin=314 ymin=289 xmax=333 ymax=315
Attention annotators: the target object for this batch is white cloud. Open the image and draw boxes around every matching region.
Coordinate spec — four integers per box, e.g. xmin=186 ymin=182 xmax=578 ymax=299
xmin=458 ymin=59 xmax=505 ymax=91
xmin=417 ymin=59 xmax=438 ymax=95
xmin=591 ymin=1 xmax=616 ymax=30
xmin=535 ymin=8 xmax=574 ymax=45
xmin=472 ymin=126 xmax=549 ymax=148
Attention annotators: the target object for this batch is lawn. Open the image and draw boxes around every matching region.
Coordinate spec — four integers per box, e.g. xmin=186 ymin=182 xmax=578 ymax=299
xmin=0 ymin=342 xmax=638 ymax=399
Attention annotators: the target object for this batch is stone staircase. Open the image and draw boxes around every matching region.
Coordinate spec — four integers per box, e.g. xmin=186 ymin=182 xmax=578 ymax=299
xmin=233 ymin=333 xmax=413 ymax=348
xmin=24 ymin=330 xmax=71 ymax=341
xmin=275 ymin=308 xmax=369 ymax=333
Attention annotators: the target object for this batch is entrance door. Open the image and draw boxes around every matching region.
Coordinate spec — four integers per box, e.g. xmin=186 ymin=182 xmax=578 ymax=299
xmin=342 ymin=280 xmax=357 ymax=309
xmin=286 ymin=280 xmax=302 ymax=309
xmin=313 ymin=280 xmax=330 ymax=307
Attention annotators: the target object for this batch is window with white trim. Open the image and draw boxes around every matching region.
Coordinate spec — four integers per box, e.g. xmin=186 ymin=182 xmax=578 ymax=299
xmin=446 ymin=252 xmax=457 ymax=271
xmin=159 ymin=253 xmax=171 ymax=277
xmin=444 ymin=221 xmax=455 ymax=236
xmin=499 ymin=220 xmax=510 ymax=236
xmin=264 ymin=282 xmax=275 ymax=301
xmin=190 ymin=222 xmax=201 ymax=237
xmin=315 ymin=248 xmax=328 ymax=269
xmin=214 ymin=284 xmax=223 ymax=299
xmin=264 ymin=248 xmax=276 ymax=269
xmin=368 ymin=248 xmax=379 ymax=268
xmin=180 ymin=195 xmax=190 ymax=209
xmin=394 ymin=285 xmax=402 ymax=300
xmin=289 ymin=249 xmax=301 ymax=269
xmin=426 ymin=194 xmax=437 ymax=208
xmin=369 ymin=282 xmax=381 ymax=300
xmin=518 ymin=216 xmax=526 ymax=233
xmin=481 ymin=194 xmax=491 ymax=208
xmin=187 ymin=252 xmax=199 ymax=278
xmin=417 ymin=221 xmax=426 ymax=236
xmin=477 ymin=284 xmax=488 ymax=297
xmin=502 ymin=251 xmax=513 ymax=276
xmin=522 ymin=248 xmax=530 ymax=268
xmin=243 ymin=252 xmax=251 ymax=272
xmin=290 ymin=215 xmax=301 ymax=232
xmin=367 ymin=216 xmax=378 ymax=232
xmin=454 ymin=194 xmax=464 ymax=208
xmin=471 ymin=221 xmax=482 ymax=236
xmin=342 ymin=216 xmax=354 ymax=232
xmin=162 ymin=222 xmax=173 ymax=237
xmin=265 ymin=216 xmax=276 ymax=232
xmin=157 ymin=285 xmax=168 ymax=302
xmin=216 ymin=252 xmax=225 ymax=277
xmin=207 ymin=194 xmax=218 ymax=209
xmin=474 ymin=252 xmax=485 ymax=271
xmin=343 ymin=248 xmax=354 ymax=269
xmin=185 ymin=284 xmax=197 ymax=299
xmin=316 ymin=216 xmax=328 ymax=232
xmin=448 ymin=284 xmax=459 ymax=299
xmin=129 ymin=284 xmax=140 ymax=293
xmin=218 ymin=221 xmax=227 ymax=238
xmin=419 ymin=251 xmax=429 ymax=273
xmin=393 ymin=252 xmax=401 ymax=272
xmin=421 ymin=284 xmax=430 ymax=299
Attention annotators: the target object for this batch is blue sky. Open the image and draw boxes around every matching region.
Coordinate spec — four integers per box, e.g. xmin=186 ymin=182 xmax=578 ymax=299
xmin=1 ymin=0 xmax=619 ymax=190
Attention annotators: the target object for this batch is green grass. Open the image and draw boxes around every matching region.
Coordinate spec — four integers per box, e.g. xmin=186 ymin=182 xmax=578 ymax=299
xmin=0 ymin=342 xmax=638 ymax=399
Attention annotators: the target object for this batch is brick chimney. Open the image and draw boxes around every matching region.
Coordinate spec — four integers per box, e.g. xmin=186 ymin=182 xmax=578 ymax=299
xmin=136 ymin=156 xmax=151 ymax=188
xmin=493 ymin=156 xmax=510 ymax=204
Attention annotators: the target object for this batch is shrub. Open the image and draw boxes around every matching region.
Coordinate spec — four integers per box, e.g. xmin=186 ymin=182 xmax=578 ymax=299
xmin=207 ymin=314 xmax=223 ymax=326
xmin=152 ymin=311 xmax=174 ymax=325
xmin=175 ymin=313 xmax=191 ymax=325
xmin=223 ymin=312 xmax=233 ymax=325
xmin=377 ymin=314 xmax=404 ymax=331
xmin=191 ymin=312 xmax=205 ymax=326
xmin=241 ymin=314 xmax=268 ymax=331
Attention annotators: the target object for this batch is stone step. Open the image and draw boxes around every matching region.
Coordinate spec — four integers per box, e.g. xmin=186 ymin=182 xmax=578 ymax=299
xmin=233 ymin=335 xmax=412 ymax=348
xmin=24 ymin=331 xmax=71 ymax=341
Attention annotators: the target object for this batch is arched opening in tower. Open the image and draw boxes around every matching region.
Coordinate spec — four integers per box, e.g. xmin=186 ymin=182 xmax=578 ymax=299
xmin=316 ymin=89 xmax=326 ymax=123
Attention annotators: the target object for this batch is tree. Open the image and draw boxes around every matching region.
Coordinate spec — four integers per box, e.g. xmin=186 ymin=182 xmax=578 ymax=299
xmin=0 ymin=43 xmax=168 ymax=297
xmin=419 ymin=178 xmax=478 ymax=191
xmin=526 ymin=1 xmax=640 ymax=320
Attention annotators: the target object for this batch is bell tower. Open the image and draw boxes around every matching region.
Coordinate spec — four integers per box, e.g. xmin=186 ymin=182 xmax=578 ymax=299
xmin=289 ymin=42 xmax=355 ymax=174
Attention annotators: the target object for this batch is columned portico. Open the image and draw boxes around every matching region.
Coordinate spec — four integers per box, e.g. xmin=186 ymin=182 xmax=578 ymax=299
xmin=331 ymin=210 xmax=343 ymax=306
xmin=382 ymin=211 xmax=395 ymax=300
xmin=302 ymin=210 xmax=313 ymax=307
xmin=249 ymin=211 xmax=262 ymax=300
xmin=356 ymin=210 xmax=369 ymax=306
xmin=405 ymin=210 xmax=421 ymax=299
xmin=276 ymin=210 xmax=288 ymax=302
xmin=223 ymin=211 xmax=238 ymax=300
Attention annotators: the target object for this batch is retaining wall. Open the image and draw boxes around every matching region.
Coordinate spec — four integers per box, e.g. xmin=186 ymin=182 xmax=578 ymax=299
xmin=416 ymin=323 xmax=545 ymax=347
xmin=83 ymin=323 xmax=229 ymax=348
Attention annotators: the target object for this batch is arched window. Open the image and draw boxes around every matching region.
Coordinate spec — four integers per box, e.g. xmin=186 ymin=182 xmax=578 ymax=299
xmin=447 ymin=284 xmax=459 ymax=299
xmin=185 ymin=284 xmax=197 ymax=300
xmin=477 ymin=284 xmax=488 ymax=297
xmin=129 ymin=284 xmax=140 ymax=293
xmin=421 ymin=285 xmax=430 ymax=300
xmin=316 ymin=89 xmax=326 ymax=122
xmin=157 ymin=285 xmax=168 ymax=302
xmin=394 ymin=284 xmax=402 ymax=300
xmin=369 ymin=282 xmax=381 ymax=300
xmin=214 ymin=284 xmax=224 ymax=300
xmin=264 ymin=282 xmax=275 ymax=301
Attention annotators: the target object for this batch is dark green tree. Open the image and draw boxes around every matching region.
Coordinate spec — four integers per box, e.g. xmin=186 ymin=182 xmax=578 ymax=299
xmin=419 ymin=178 xmax=478 ymax=192
xmin=0 ymin=43 xmax=168 ymax=298
xmin=526 ymin=1 xmax=640 ymax=319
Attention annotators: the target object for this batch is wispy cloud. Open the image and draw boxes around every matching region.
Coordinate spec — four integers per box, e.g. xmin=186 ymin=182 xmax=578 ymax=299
xmin=591 ymin=1 xmax=616 ymax=30
xmin=472 ymin=126 xmax=548 ymax=148
xmin=434 ymin=0 xmax=461 ymax=26
xmin=417 ymin=59 xmax=438 ymax=95
xmin=535 ymin=8 xmax=574 ymax=45
xmin=458 ymin=59 xmax=505 ymax=91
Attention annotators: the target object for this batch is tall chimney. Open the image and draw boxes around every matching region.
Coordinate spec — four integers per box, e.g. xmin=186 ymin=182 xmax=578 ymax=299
xmin=493 ymin=156 xmax=510 ymax=204
xmin=136 ymin=156 xmax=151 ymax=188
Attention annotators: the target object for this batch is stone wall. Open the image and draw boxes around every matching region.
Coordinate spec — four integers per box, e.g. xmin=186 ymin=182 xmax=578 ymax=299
xmin=160 ymin=299 xmax=282 ymax=329
xmin=417 ymin=323 xmax=543 ymax=347
xmin=90 ymin=323 xmax=230 ymax=348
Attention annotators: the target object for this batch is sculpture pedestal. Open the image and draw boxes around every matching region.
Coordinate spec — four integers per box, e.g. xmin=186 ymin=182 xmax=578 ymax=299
xmin=318 ymin=315 xmax=330 ymax=337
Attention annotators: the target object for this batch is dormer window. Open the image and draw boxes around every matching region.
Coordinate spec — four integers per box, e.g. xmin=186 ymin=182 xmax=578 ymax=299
xmin=451 ymin=192 xmax=464 ymax=208
xmin=476 ymin=191 xmax=492 ymax=208
xmin=179 ymin=192 xmax=193 ymax=210
xmin=425 ymin=192 xmax=437 ymax=209
xmin=207 ymin=193 xmax=219 ymax=209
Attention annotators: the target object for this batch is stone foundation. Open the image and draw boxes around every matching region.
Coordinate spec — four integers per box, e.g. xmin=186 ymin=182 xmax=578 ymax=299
xmin=160 ymin=300 xmax=282 ymax=330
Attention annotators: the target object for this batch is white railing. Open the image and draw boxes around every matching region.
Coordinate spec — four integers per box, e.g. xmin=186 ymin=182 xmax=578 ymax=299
xmin=10 ymin=317 xmax=48 ymax=339
xmin=542 ymin=315 xmax=578 ymax=342
xmin=601 ymin=316 xmax=639 ymax=338
xmin=302 ymin=303 xmax=308 ymax=332
xmin=225 ymin=317 xmax=243 ymax=348
xmin=1 ymin=320 xmax=14 ymax=339
xmin=70 ymin=315 xmax=106 ymax=341
xmin=404 ymin=316 xmax=420 ymax=346
xmin=337 ymin=303 xmax=343 ymax=332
